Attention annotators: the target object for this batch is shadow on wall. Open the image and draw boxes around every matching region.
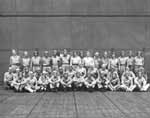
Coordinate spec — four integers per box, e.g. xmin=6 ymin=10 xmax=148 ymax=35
xmin=0 ymin=0 xmax=149 ymax=15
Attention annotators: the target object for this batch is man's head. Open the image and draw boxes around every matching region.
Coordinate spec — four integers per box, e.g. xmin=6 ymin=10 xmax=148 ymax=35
xmin=24 ymin=51 xmax=28 ymax=57
xmin=128 ymin=50 xmax=133 ymax=57
xmin=33 ymin=50 xmax=39 ymax=56
xmin=44 ymin=51 xmax=49 ymax=57
xmin=12 ymin=49 xmax=17 ymax=56
xmin=121 ymin=50 xmax=125 ymax=57
xmin=104 ymin=51 xmax=108 ymax=58
xmin=94 ymin=52 xmax=99 ymax=57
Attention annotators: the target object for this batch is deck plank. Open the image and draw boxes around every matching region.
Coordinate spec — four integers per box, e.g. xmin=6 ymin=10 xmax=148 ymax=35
xmin=75 ymin=92 xmax=125 ymax=118
xmin=0 ymin=90 xmax=150 ymax=118
xmin=30 ymin=92 xmax=76 ymax=118
xmin=104 ymin=92 xmax=150 ymax=118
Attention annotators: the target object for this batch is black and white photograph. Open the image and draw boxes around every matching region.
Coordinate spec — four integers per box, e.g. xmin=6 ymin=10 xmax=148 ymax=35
xmin=0 ymin=0 xmax=150 ymax=118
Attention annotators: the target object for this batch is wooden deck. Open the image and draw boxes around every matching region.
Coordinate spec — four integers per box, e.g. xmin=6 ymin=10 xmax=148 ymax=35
xmin=0 ymin=88 xmax=150 ymax=118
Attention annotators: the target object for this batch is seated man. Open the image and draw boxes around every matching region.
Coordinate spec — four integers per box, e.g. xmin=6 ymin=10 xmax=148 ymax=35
xmin=37 ymin=71 xmax=49 ymax=91
xmin=60 ymin=72 xmax=73 ymax=91
xmin=19 ymin=67 xmax=31 ymax=92
xmin=24 ymin=72 xmax=38 ymax=93
xmin=75 ymin=63 xmax=86 ymax=77
xmin=4 ymin=67 xmax=13 ymax=89
xmin=89 ymin=66 xmax=100 ymax=90
xmin=109 ymin=68 xmax=120 ymax=91
xmin=134 ymin=71 xmax=150 ymax=91
xmin=67 ymin=66 xmax=76 ymax=78
xmin=73 ymin=63 xmax=86 ymax=90
xmin=96 ymin=75 xmax=103 ymax=90
xmin=73 ymin=72 xmax=84 ymax=90
xmin=99 ymin=65 xmax=110 ymax=89
xmin=11 ymin=68 xmax=22 ymax=92
xmin=84 ymin=67 xmax=97 ymax=91
xmin=49 ymin=70 xmax=60 ymax=92
xmin=120 ymin=67 xmax=136 ymax=92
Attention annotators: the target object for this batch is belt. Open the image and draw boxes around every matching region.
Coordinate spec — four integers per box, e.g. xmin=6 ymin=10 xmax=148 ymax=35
xmin=12 ymin=63 xmax=20 ymax=66
xmin=72 ymin=64 xmax=78 ymax=65
xmin=33 ymin=64 xmax=40 ymax=67
xmin=23 ymin=65 xmax=30 ymax=67
xmin=135 ymin=65 xmax=143 ymax=67
xmin=63 ymin=63 xmax=69 ymax=65
xmin=43 ymin=65 xmax=50 ymax=67
xmin=120 ymin=64 xmax=125 ymax=66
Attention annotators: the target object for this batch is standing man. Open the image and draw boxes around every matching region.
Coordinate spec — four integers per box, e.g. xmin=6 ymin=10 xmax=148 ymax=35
xmin=118 ymin=50 xmax=128 ymax=76
xmin=51 ymin=50 xmax=61 ymax=70
xmin=31 ymin=50 xmax=41 ymax=73
xmin=126 ymin=50 xmax=134 ymax=71
xmin=60 ymin=49 xmax=71 ymax=71
xmin=41 ymin=51 xmax=51 ymax=72
xmin=101 ymin=51 xmax=110 ymax=70
xmin=94 ymin=52 xmax=101 ymax=69
xmin=83 ymin=51 xmax=95 ymax=71
xmin=70 ymin=51 xmax=82 ymax=69
xmin=21 ymin=51 xmax=31 ymax=71
xmin=134 ymin=51 xmax=144 ymax=75
xmin=10 ymin=49 xmax=21 ymax=71
xmin=109 ymin=52 xmax=119 ymax=71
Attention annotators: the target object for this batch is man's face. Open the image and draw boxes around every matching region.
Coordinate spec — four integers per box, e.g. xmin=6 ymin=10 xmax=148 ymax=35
xmin=53 ymin=50 xmax=57 ymax=55
xmin=112 ymin=53 xmax=115 ymax=58
xmin=34 ymin=51 xmax=38 ymax=56
xmin=87 ymin=52 xmax=90 ymax=57
xmin=24 ymin=51 xmax=28 ymax=57
xmin=138 ymin=72 xmax=142 ymax=77
xmin=12 ymin=50 xmax=17 ymax=56
xmin=121 ymin=51 xmax=125 ymax=56
xmin=95 ymin=52 xmax=99 ymax=57
xmin=104 ymin=52 xmax=107 ymax=58
xmin=8 ymin=69 xmax=12 ymax=73
xmin=129 ymin=51 xmax=132 ymax=56
xmin=138 ymin=51 xmax=141 ymax=57
xmin=102 ymin=65 xmax=106 ymax=70
xmin=64 ymin=49 xmax=67 ymax=55
xmin=74 ymin=52 xmax=77 ymax=56
xmin=16 ymin=69 xmax=20 ymax=73
xmin=44 ymin=52 xmax=48 ymax=57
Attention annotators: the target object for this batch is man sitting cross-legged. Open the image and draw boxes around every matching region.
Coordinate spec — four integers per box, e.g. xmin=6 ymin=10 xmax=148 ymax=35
xmin=134 ymin=71 xmax=150 ymax=92
xmin=120 ymin=67 xmax=136 ymax=92
xmin=49 ymin=70 xmax=60 ymax=92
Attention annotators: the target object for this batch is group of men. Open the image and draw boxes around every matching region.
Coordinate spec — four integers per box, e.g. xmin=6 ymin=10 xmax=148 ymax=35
xmin=3 ymin=49 xmax=150 ymax=93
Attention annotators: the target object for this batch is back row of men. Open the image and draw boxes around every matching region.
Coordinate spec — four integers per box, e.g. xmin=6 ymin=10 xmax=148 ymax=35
xmin=9 ymin=49 xmax=144 ymax=73
xmin=4 ymin=49 xmax=149 ymax=92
